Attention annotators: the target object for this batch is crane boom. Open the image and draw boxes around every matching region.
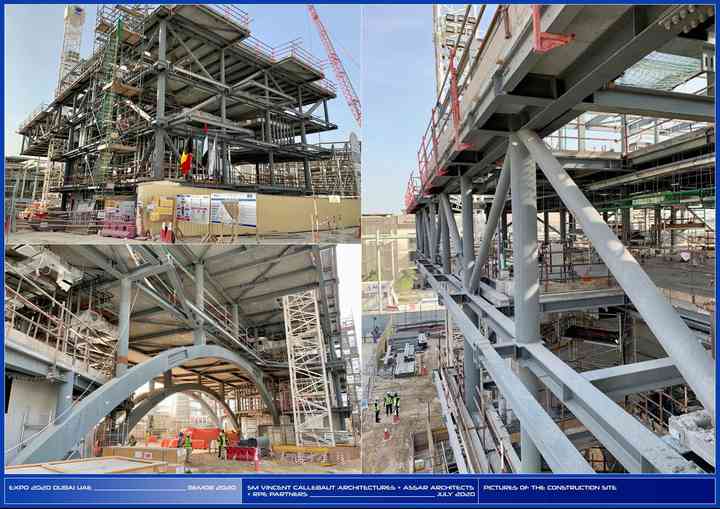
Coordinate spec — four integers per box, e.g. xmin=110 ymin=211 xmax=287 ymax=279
xmin=307 ymin=5 xmax=362 ymax=127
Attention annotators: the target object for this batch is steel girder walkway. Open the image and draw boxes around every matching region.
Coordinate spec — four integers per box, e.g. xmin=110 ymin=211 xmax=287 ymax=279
xmin=12 ymin=345 xmax=278 ymax=465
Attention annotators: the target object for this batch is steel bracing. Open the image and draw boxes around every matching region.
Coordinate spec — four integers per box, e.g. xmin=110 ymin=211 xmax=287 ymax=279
xmin=5 ymin=244 xmax=356 ymax=464
xmin=282 ymin=289 xmax=336 ymax=447
xmin=407 ymin=4 xmax=715 ymax=474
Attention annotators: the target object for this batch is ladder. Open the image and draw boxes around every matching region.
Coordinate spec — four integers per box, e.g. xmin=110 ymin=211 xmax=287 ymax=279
xmin=94 ymin=18 xmax=123 ymax=183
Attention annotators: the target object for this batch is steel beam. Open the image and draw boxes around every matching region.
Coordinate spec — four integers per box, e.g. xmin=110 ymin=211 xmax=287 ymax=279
xmin=469 ymin=157 xmax=510 ymax=293
xmin=438 ymin=287 xmax=593 ymax=473
xmin=418 ymin=259 xmax=590 ymax=472
xmin=518 ymin=128 xmax=715 ymax=418
xmin=582 ymin=357 xmax=683 ymax=401
xmin=521 ymin=343 xmax=696 ymax=472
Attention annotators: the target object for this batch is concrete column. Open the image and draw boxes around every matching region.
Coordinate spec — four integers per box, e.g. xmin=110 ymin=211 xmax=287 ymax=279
xmin=163 ymin=370 xmax=172 ymax=388
xmin=509 ymin=136 xmax=542 ymax=472
xmin=153 ymin=19 xmax=168 ymax=178
xmin=461 ymin=175 xmax=474 ymax=289
xmin=116 ymin=278 xmax=131 ymax=377
xmin=55 ymin=371 xmax=75 ymax=424
xmin=193 ymin=262 xmax=206 ymax=346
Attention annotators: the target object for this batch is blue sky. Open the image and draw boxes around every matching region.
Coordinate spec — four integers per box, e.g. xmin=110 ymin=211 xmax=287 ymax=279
xmin=362 ymin=4 xmax=435 ymax=214
xmin=4 ymin=4 xmax=360 ymax=156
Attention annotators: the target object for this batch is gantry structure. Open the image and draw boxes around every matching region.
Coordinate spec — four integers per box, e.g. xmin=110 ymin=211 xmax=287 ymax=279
xmin=16 ymin=4 xmax=353 ymax=207
xmin=5 ymin=244 xmax=356 ymax=465
xmin=405 ymin=4 xmax=715 ymax=473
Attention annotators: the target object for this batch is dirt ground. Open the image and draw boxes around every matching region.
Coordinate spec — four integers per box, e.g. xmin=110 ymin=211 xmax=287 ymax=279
xmin=362 ymin=333 xmax=445 ymax=473
xmin=6 ymin=228 xmax=359 ymax=245
xmin=169 ymin=450 xmax=360 ymax=474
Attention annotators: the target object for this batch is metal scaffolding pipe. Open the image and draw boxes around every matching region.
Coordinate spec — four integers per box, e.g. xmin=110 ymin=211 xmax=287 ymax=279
xmin=469 ymin=155 xmax=511 ymax=293
xmin=518 ymin=128 xmax=715 ymax=417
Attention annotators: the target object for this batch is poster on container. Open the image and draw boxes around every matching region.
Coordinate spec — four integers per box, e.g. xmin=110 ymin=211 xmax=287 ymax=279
xmin=210 ymin=192 xmax=256 ymax=227
xmin=175 ymin=194 xmax=192 ymax=222
xmin=190 ymin=195 xmax=210 ymax=224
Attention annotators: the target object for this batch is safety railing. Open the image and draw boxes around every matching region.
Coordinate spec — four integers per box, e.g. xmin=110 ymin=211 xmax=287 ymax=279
xmin=17 ymin=103 xmax=50 ymax=134
xmin=274 ymin=39 xmax=325 ymax=73
xmin=206 ymin=4 xmax=251 ymax=29
xmin=5 ymin=282 xmax=116 ymax=376
xmin=238 ymin=36 xmax=327 ymax=76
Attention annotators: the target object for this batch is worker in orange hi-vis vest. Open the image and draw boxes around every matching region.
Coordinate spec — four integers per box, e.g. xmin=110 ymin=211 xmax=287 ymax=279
xmin=180 ymin=137 xmax=193 ymax=180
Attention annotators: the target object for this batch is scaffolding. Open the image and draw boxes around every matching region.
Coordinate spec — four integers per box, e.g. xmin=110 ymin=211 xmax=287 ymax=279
xmin=17 ymin=4 xmax=346 ymax=205
xmin=282 ymin=289 xmax=336 ymax=447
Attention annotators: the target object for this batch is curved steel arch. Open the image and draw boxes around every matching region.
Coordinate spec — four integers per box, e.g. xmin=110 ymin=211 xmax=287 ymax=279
xmin=126 ymin=383 xmax=239 ymax=432
xmin=12 ymin=345 xmax=279 ymax=465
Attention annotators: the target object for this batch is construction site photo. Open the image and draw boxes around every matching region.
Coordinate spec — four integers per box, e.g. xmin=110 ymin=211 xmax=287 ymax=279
xmin=362 ymin=4 xmax=716 ymax=474
xmin=5 ymin=4 xmax=361 ymax=244
xmin=4 ymin=243 xmax=361 ymax=474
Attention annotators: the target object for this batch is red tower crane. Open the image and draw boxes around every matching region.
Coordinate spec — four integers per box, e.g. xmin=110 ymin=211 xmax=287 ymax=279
xmin=307 ymin=4 xmax=362 ymax=127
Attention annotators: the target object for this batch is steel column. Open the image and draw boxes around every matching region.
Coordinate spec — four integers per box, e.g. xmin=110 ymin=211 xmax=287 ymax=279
xmin=509 ymin=135 xmax=542 ymax=472
xmin=429 ymin=202 xmax=439 ymax=263
xmin=439 ymin=199 xmax=451 ymax=274
xmin=469 ymin=156 xmax=511 ymax=293
xmin=116 ymin=278 xmax=131 ymax=377
xmin=194 ymin=262 xmax=206 ymax=346
xmin=153 ymin=19 xmax=168 ymax=179
xmin=518 ymin=128 xmax=715 ymax=417
xmin=55 ymin=370 xmax=75 ymax=425
xmin=461 ymin=175 xmax=475 ymax=289
xmin=440 ymin=192 xmax=461 ymax=258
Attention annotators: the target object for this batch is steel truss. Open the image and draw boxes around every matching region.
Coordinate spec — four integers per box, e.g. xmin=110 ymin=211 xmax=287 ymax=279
xmin=282 ymin=289 xmax=336 ymax=447
xmin=412 ymin=128 xmax=713 ymax=473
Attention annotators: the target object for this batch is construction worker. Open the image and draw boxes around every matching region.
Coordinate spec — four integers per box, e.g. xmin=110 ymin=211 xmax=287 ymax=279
xmin=374 ymin=399 xmax=380 ymax=423
xmin=393 ymin=392 xmax=400 ymax=417
xmin=177 ymin=431 xmax=184 ymax=448
xmin=384 ymin=392 xmax=393 ymax=416
xmin=184 ymin=433 xmax=193 ymax=464
xmin=218 ymin=430 xmax=228 ymax=460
